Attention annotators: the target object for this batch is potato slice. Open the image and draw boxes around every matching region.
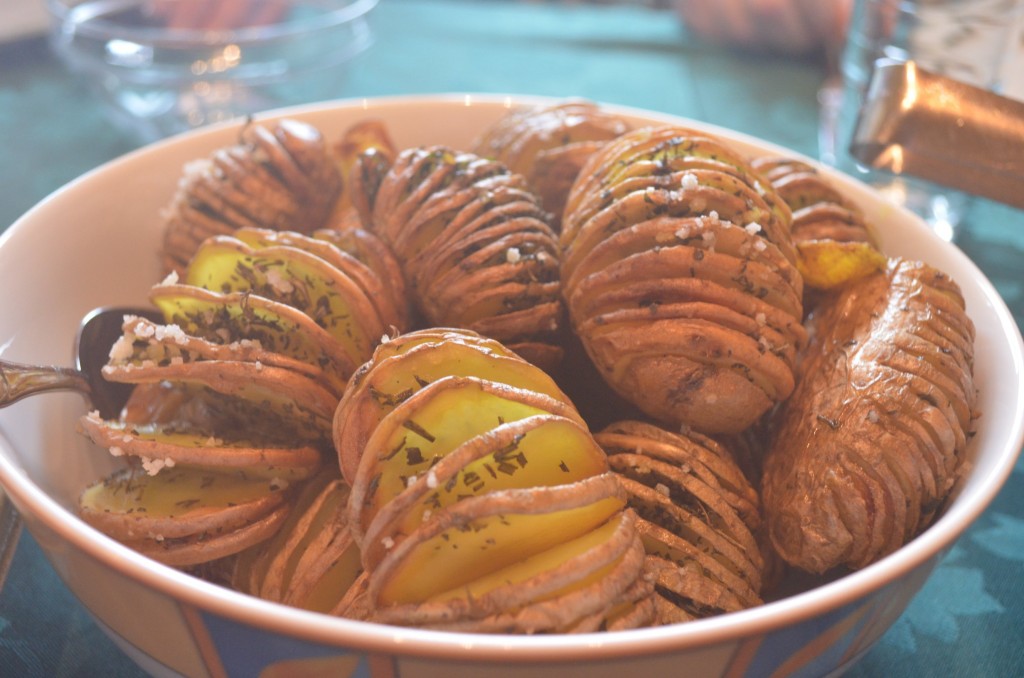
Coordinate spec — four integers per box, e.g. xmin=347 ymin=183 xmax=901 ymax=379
xmin=372 ymin=480 xmax=625 ymax=604
xmin=369 ymin=146 xmax=564 ymax=364
xmin=470 ymin=101 xmax=631 ymax=213
xmin=335 ymin=327 xmax=647 ymax=627
xmin=331 ymin=118 xmax=398 ymax=223
xmin=127 ymin=504 xmax=290 ymax=568
xmin=80 ymin=466 xmax=289 ymax=542
xmin=255 ymin=477 xmax=361 ymax=612
xmin=110 ymin=314 xmax=338 ymax=398
xmin=102 ymin=359 xmax=336 ymax=444
xmin=598 ymin=420 xmax=766 ymax=620
xmin=234 ymin=470 xmax=338 ymax=595
xmin=751 ymin=156 xmax=876 ymax=247
xmin=232 ymin=227 xmax=409 ymax=333
xmin=373 ymin=509 xmax=644 ymax=632
xmin=796 ymin=239 xmax=887 ymax=291
xmin=350 ymin=375 xmax=584 ymax=537
xmin=185 ymin=236 xmax=382 ymax=365
xmin=314 ymin=227 xmax=409 ymax=329
xmin=150 ymin=283 xmax=356 ymax=392
xmin=334 ymin=329 xmax=569 ymax=482
xmin=361 ymin=414 xmax=609 ymax=569
xmin=78 ymin=414 xmax=322 ymax=480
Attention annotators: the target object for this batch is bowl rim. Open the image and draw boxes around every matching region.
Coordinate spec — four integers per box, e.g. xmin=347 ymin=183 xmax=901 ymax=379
xmin=44 ymin=0 xmax=379 ymax=46
xmin=1 ymin=92 xmax=1023 ymax=663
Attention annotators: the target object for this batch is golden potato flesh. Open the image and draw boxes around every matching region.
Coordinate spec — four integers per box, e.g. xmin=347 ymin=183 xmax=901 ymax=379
xmin=185 ymin=236 xmax=383 ymax=367
xmin=333 ymin=328 xmax=645 ymax=629
xmin=795 ymin=239 xmax=888 ymax=291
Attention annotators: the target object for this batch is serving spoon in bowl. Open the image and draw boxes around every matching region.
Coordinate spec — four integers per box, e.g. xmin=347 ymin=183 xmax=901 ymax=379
xmin=0 ymin=306 xmax=160 ymax=420
xmin=0 ymin=305 xmax=159 ymax=591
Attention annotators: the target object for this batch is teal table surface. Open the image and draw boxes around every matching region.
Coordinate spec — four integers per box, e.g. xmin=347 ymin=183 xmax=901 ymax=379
xmin=1 ymin=1 xmax=1023 ymax=676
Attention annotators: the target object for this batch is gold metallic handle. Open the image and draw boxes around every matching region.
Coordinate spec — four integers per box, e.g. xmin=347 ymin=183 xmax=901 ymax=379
xmin=0 ymin=359 xmax=90 ymax=409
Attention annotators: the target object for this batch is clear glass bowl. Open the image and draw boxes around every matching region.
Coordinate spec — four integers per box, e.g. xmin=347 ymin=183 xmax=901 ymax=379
xmin=45 ymin=0 xmax=378 ymax=140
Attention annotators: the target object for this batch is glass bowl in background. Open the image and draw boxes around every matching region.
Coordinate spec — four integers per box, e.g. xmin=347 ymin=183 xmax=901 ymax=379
xmin=45 ymin=0 xmax=378 ymax=141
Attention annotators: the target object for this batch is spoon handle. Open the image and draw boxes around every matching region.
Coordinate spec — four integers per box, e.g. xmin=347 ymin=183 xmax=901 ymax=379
xmin=0 ymin=359 xmax=91 ymax=409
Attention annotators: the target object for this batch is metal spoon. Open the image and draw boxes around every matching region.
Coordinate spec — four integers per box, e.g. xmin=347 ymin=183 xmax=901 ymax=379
xmin=0 ymin=306 xmax=160 ymax=420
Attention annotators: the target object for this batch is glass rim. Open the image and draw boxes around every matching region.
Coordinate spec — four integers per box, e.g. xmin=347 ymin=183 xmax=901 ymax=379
xmin=45 ymin=0 xmax=379 ymax=47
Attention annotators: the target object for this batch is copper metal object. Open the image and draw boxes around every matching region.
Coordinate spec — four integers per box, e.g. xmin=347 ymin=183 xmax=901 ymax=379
xmin=851 ymin=58 xmax=1024 ymax=210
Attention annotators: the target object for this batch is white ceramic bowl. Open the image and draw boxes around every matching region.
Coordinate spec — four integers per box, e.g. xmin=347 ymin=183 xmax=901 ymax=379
xmin=1 ymin=95 xmax=1022 ymax=677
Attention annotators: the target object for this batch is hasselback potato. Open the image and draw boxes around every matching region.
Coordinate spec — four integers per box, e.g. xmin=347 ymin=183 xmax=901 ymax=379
xmin=161 ymin=120 xmax=343 ymax=276
xmin=78 ymin=227 xmax=408 ymax=566
xmin=333 ymin=328 xmax=653 ymax=632
xmin=370 ymin=147 xmax=565 ymax=368
xmin=762 ymin=258 xmax=977 ymax=573
xmin=472 ymin=99 xmax=631 ymax=227
xmin=596 ymin=420 xmax=766 ymax=623
xmin=751 ymin=156 xmax=876 ymax=246
xmin=560 ymin=126 xmax=806 ymax=434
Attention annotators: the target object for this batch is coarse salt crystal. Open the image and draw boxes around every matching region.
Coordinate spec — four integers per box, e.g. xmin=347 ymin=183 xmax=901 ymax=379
xmin=133 ymin=322 xmax=155 ymax=338
xmin=506 ymin=247 xmax=521 ymax=264
xmin=744 ymin=222 xmax=763 ymax=235
xmin=109 ymin=446 xmax=125 ymax=457
xmin=141 ymin=456 xmax=173 ymax=476
xmin=107 ymin=335 xmax=135 ymax=363
xmin=426 ymin=470 xmax=438 ymax=489
xmin=701 ymin=230 xmax=717 ymax=250
xmin=755 ymin=312 xmax=767 ymax=327
xmin=675 ymin=223 xmax=693 ymax=240
xmin=867 ymin=410 xmax=880 ymax=423
xmin=681 ymin=172 xmax=699 ymax=191
xmin=265 ymin=268 xmax=294 ymax=295
xmin=155 ymin=323 xmax=187 ymax=345
xmin=382 ymin=536 xmax=395 ymax=550
xmin=655 ymin=483 xmax=671 ymax=497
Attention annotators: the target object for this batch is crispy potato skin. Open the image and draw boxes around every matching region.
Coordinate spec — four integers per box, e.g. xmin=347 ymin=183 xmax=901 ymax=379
xmin=762 ymin=258 xmax=977 ymax=574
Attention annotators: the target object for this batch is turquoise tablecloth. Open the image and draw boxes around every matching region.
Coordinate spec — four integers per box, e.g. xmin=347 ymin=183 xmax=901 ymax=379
xmin=1 ymin=1 xmax=1022 ymax=675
